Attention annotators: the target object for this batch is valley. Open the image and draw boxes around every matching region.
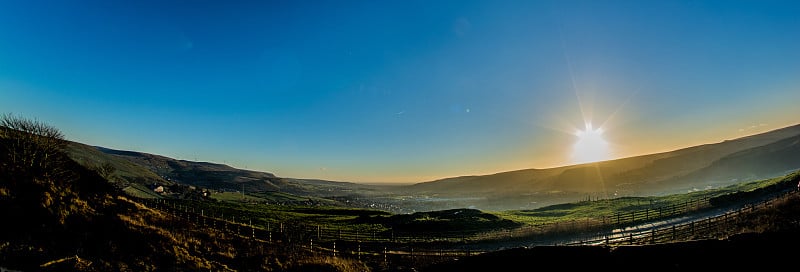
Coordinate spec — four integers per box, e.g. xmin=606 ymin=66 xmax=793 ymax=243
xmin=3 ymin=116 xmax=800 ymax=271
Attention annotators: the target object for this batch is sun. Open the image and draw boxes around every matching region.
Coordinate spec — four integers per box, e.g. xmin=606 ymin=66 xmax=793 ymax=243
xmin=572 ymin=123 xmax=610 ymax=164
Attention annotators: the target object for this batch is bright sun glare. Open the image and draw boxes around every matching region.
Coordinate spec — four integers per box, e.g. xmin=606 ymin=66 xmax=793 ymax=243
xmin=572 ymin=123 xmax=610 ymax=164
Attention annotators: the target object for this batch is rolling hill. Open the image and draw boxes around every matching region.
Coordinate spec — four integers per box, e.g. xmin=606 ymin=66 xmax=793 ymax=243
xmin=397 ymin=123 xmax=800 ymax=210
xmin=0 ymin=116 xmax=370 ymax=271
xmin=63 ymin=123 xmax=800 ymax=212
xmin=65 ymin=141 xmax=386 ymax=201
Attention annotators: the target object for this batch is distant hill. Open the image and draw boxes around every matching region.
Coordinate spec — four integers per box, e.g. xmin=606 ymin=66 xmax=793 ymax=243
xmin=0 ymin=115 xmax=368 ymax=271
xmin=399 ymin=123 xmax=800 ymax=210
xmin=66 ymin=142 xmax=384 ymax=200
xmin=66 ymin=142 xmax=172 ymax=187
xmin=64 ymin=122 xmax=800 ymax=212
xmin=93 ymin=145 xmax=286 ymax=192
xmin=667 ymin=133 xmax=800 ymax=189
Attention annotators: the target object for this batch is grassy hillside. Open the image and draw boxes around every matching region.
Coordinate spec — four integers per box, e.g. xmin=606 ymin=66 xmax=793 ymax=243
xmin=66 ymin=142 xmax=170 ymax=188
xmin=94 ymin=145 xmax=286 ymax=192
xmin=667 ymin=134 xmax=800 ymax=189
xmin=399 ymin=123 xmax=800 ymax=210
xmin=423 ymin=186 xmax=800 ymax=271
xmin=499 ymin=170 xmax=800 ymax=227
xmin=4 ymin=115 xmax=800 ymax=271
xmin=0 ymin=116 xmax=369 ymax=272
xmin=89 ymin=146 xmax=389 ymax=200
xmin=68 ymin=125 xmax=800 ymax=212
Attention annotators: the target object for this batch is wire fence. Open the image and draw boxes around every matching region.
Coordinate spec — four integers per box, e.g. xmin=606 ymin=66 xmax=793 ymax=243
xmin=140 ymin=195 xmax=716 ymax=243
xmin=135 ymin=188 xmax=799 ymax=263
xmin=562 ymin=189 xmax=797 ymax=246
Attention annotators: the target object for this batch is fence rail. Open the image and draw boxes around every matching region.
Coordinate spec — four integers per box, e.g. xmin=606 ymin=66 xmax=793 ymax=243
xmin=562 ymin=189 xmax=796 ymax=246
xmin=135 ymin=188 xmax=799 ymax=262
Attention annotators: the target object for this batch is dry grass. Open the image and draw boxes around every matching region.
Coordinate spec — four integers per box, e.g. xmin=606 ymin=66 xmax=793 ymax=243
xmin=111 ymin=196 xmax=374 ymax=271
xmin=40 ymin=255 xmax=93 ymax=270
xmin=727 ymin=192 xmax=800 ymax=234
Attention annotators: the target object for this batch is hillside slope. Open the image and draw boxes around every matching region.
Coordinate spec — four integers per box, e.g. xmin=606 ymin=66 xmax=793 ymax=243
xmin=666 ymin=134 xmax=800 ymax=190
xmin=400 ymin=123 xmax=800 ymax=210
xmin=423 ymin=190 xmax=800 ymax=271
xmin=94 ymin=145 xmax=286 ymax=192
xmin=59 ymin=122 xmax=800 ymax=212
xmin=66 ymin=142 xmax=171 ymax=188
xmin=1 ymin=117 xmax=368 ymax=272
xmin=69 ymin=144 xmax=388 ymax=199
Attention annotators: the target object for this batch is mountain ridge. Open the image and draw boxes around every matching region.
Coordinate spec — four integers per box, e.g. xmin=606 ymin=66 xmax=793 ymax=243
xmin=416 ymin=123 xmax=800 ymax=187
xmin=66 ymin=122 xmax=800 ymax=211
xmin=394 ymin=123 xmax=800 ymax=210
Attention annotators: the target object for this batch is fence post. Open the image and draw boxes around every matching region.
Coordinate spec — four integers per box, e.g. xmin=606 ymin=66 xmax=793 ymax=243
xmin=650 ymin=229 xmax=655 ymax=244
xmin=672 ymin=225 xmax=676 ymax=241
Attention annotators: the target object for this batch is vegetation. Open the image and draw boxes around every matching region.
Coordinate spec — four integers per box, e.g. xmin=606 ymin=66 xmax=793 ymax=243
xmin=498 ymin=170 xmax=800 ymax=227
xmin=0 ymin=114 xmax=370 ymax=271
xmin=65 ymin=141 xmax=169 ymax=188
xmin=3 ymin=113 xmax=800 ymax=271
xmin=422 ymin=189 xmax=800 ymax=272
xmin=132 ymin=169 xmax=800 ymax=249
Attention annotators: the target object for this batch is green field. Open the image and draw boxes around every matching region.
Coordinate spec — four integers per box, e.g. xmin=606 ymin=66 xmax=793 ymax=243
xmin=165 ymin=169 xmax=800 ymax=240
xmin=122 ymin=183 xmax=164 ymax=199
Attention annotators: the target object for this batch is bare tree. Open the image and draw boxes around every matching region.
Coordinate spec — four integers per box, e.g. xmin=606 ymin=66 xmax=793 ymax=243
xmin=0 ymin=113 xmax=68 ymax=178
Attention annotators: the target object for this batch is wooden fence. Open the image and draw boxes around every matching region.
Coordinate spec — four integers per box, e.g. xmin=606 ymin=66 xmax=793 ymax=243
xmin=562 ymin=189 xmax=797 ymax=246
xmin=136 ymin=188 xmax=798 ymax=262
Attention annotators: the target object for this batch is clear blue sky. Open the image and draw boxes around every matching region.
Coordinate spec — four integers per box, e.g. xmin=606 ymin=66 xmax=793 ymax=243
xmin=2 ymin=0 xmax=799 ymax=183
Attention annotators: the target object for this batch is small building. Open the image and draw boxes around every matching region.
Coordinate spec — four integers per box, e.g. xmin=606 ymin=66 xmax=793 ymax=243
xmin=154 ymin=186 xmax=165 ymax=194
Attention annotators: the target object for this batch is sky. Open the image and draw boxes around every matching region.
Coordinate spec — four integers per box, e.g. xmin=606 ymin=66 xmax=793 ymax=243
xmin=2 ymin=0 xmax=799 ymax=184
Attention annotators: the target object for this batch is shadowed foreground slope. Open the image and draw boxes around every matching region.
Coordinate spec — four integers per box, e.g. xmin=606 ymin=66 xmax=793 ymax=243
xmin=0 ymin=115 xmax=368 ymax=272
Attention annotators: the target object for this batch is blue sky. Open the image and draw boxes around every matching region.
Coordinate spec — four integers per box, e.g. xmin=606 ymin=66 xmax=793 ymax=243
xmin=2 ymin=0 xmax=799 ymax=183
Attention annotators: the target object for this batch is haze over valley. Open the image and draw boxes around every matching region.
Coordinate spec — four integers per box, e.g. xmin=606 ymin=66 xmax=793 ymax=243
xmin=3 ymin=1 xmax=800 ymax=271
xmin=67 ymin=123 xmax=800 ymax=212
